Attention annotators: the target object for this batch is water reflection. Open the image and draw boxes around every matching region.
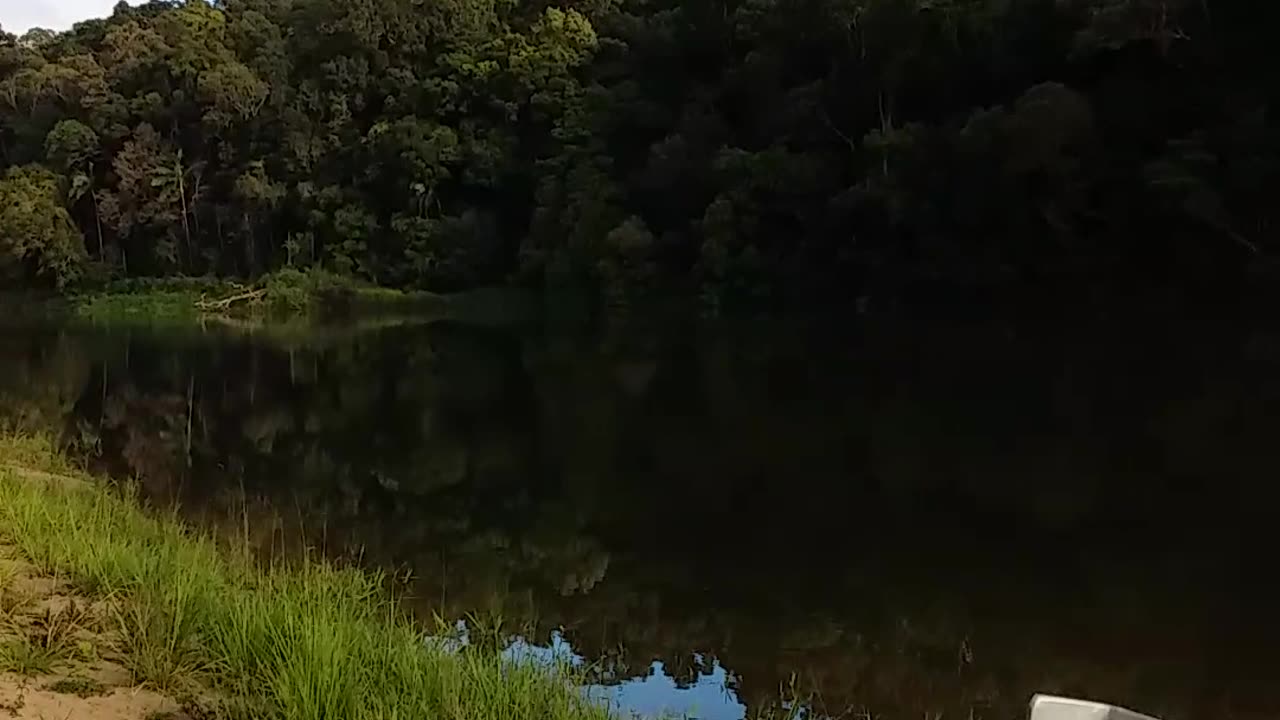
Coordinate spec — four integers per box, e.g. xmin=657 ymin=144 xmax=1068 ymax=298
xmin=2 ymin=313 xmax=1279 ymax=720
xmin=508 ymin=635 xmax=745 ymax=720
xmin=590 ymin=659 xmax=743 ymax=720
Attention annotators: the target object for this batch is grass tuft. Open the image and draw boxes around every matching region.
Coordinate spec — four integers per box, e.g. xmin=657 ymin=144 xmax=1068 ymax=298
xmin=0 ymin=569 xmax=33 ymax=622
xmin=0 ymin=432 xmax=81 ymax=477
xmin=0 ymin=464 xmax=611 ymax=720
xmin=0 ymin=635 xmax=59 ymax=675
xmin=29 ymin=602 xmax=91 ymax=657
xmin=45 ymin=676 xmax=108 ymax=697
xmin=0 ymin=602 xmax=90 ymax=676
xmin=113 ymin=586 xmax=210 ymax=693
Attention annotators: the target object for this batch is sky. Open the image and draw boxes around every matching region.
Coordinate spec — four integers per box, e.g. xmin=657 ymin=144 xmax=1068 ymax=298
xmin=2 ymin=0 xmax=129 ymax=36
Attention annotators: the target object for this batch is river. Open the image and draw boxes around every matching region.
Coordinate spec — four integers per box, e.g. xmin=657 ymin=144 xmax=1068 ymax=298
xmin=2 ymin=307 xmax=1278 ymax=720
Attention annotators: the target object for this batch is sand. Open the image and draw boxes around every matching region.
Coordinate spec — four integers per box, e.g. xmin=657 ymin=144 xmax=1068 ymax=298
xmin=0 ymin=546 xmax=190 ymax=720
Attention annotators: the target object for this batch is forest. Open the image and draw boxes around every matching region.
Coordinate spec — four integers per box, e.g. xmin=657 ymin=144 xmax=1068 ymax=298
xmin=1 ymin=0 xmax=1276 ymax=307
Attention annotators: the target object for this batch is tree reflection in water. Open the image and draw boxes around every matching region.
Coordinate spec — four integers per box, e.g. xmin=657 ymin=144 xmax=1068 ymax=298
xmin=2 ymin=313 xmax=1279 ymax=720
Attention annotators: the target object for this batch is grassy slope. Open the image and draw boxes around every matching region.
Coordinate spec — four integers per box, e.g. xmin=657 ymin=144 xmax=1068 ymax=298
xmin=0 ymin=435 xmax=611 ymax=720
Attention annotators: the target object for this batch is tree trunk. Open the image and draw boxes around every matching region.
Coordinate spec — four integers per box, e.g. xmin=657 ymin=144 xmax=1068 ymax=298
xmin=177 ymin=161 xmax=192 ymax=271
xmin=216 ymin=209 xmax=225 ymax=273
xmin=91 ymin=189 xmax=104 ymax=260
xmin=878 ymin=90 xmax=894 ymax=177
xmin=245 ymin=212 xmax=255 ymax=276
xmin=185 ymin=374 xmax=194 ymax=468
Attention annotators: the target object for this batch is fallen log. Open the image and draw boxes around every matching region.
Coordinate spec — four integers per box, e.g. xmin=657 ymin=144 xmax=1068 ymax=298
xmin=195 ymin=288 xmax=267 ymax=311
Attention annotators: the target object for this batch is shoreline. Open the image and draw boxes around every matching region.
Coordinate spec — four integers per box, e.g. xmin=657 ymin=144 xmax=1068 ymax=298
xmin=0 ymin=270 xmax=451 ymax=327
xmin=67 ymin=270 xmax=451 ymax=325
xmin=0 ymin=273 xmax=547 ymax=346
xmin=0 ymin=434 xmax=609 ymax=720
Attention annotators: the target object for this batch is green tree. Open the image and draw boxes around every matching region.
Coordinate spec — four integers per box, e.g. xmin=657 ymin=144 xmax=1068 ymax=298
xmin=107 ymin=124 xmax=195 ymax=272
xmin=0 ymin=0 xmax=1272 ymax=303
xmin=44 ymin=119 xmax=107 ymax=259
xmin=0 ymin=164 xmax=87 ymax=287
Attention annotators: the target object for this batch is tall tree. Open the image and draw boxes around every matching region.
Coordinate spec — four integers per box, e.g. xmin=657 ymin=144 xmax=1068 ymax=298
xmin=0 ymin=164 xmax=87 ymax=287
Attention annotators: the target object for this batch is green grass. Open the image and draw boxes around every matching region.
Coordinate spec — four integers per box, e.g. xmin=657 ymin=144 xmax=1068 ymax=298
xmin=45 ymin=676 xmax=108 ymax=697
xmin=66 ymin=276 xmax=227 ymax=323
xmin=63 ymin=269 xmax=447 ymax=327
xmin=0 ymin=633 xmax=63 ymax=675
xmin=0 ymin=463 xmax=612 ymax=720
xmin=0 ymin=432 xmax=85 ymax=477
xmin=0 ymin=603 xmax=89 ymax=675
xmin=258 ymin=267 xmax=445 ymax=316
xmin=72 ymin=290 xmax=206 ymax=323
xmin=0 ymin=565 xmax=31 ymax=623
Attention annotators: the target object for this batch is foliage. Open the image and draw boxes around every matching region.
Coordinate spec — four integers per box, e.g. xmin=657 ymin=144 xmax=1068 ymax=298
xmin=0 ymin=166 xmax=87 ymax=288
xmin=0 ymin=458 xmax=612 ymax=720
xmin=0 ymin=0 xmax=1276 ymax=305
xmin=0 ymin=431 xmax=83 ymax=476
xmin=73 ymin=290 xmax=205 ymax=323
xmin=261 ymin=267 xmax=395 ymax=312
xmin=62 ymin=269 xmax=446 ymax=325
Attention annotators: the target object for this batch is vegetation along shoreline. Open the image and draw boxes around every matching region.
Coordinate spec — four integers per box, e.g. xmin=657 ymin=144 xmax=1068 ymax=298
xmin=0 ymin=433 xmax=613 ymax=720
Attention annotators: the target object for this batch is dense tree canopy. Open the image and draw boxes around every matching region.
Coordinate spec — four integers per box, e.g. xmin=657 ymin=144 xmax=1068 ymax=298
xmin=1 ymin=0 xmax=1275 ymax=305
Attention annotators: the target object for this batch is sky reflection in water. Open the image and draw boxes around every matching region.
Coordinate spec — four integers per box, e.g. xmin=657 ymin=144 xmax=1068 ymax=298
xmin=506 ymin=633 xmax=746 ymax=720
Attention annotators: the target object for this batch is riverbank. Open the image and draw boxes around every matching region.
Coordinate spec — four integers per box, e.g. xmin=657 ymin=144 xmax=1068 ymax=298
xmin=0 ymin=434 xmax=610 ymax=720
xmin=66 ymin=269 xmax=449 ymax=325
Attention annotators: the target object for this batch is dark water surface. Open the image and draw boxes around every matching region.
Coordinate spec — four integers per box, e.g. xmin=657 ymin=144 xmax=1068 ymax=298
xmin=3 ymin=310 xmax=1280 ymax=719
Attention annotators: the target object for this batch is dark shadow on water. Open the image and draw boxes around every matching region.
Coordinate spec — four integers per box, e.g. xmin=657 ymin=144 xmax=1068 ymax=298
xmin=2 ymin=307 xmax=1280 ymax=719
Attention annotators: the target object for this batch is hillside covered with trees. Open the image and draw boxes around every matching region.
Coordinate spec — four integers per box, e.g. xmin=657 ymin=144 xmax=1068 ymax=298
xmin=1 ymin=0 xmax=1275 ymax=307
